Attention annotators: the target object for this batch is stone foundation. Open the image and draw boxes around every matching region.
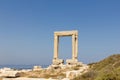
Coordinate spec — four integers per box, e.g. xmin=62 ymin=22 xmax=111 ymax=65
xmin=66 ymin=59 xmax=78 ymax=65
xmin=52 ymin=59 xmax=64 ymax=65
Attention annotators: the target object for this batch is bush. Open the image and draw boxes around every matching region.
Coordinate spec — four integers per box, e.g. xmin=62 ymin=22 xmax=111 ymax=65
xmin=95 ymin=72 xmax=120 ymax=80
xmin=95 ymin=67 xmax=120 ymax=80
xmin=73 ymin=70 xmax=97 ymax=80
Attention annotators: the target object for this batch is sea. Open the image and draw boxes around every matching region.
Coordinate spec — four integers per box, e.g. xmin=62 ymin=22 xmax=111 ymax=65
xmin=0 ymin=64 xmax=49 ymax=70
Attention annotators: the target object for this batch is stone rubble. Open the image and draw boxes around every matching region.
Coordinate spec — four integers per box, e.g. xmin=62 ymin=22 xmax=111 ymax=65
xmin=0 ymin=67 xmax=31 ymax=78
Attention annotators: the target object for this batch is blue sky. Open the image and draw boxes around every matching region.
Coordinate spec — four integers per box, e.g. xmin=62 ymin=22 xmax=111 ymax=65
xmin=0 ymin=0 xmax=120 ymax=65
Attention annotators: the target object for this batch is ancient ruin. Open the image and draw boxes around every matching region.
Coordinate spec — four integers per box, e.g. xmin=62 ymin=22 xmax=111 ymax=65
xmin=52 ymin=30 xmax=79 ymax=65
xmin=0 ymin=30 xmax=89 ymax=80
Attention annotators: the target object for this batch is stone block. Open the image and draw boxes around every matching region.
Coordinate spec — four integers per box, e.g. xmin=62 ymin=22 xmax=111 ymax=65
xmin=33 ymin=66 xmax=42 ymax=71
xmin=66 ymin=59 xmax=78 ymax=65
xmin=52 ymin=59 xmax=64 ymax=65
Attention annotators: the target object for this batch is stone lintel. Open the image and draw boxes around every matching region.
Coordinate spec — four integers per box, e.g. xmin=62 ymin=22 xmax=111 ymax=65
xmin=54 ymin=30 xmax=78 ymax=36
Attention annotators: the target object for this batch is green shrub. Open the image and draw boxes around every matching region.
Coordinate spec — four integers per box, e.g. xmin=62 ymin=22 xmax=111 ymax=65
xmin=73 ymin=70 xmax=97 ymax=80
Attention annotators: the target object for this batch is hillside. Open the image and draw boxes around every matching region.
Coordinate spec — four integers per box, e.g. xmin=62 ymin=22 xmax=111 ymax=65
xmin=73 ymin=54 xmax=120 ymax=80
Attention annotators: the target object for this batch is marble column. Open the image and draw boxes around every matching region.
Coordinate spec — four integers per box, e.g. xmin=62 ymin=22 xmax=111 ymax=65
xmin=75 ymin=35 xmax=78 ymax=59
xmin=72 ymin=34 xmax=75 ymax=60
xmin=54 ymin=35 xmax=59 ymax=59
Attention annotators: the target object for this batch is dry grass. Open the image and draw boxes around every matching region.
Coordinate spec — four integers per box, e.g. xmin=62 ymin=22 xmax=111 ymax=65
xmin=73 ymin=54 xmax=120 ymax=80
xmin=17 ymin=69 xmax=66 ymax=79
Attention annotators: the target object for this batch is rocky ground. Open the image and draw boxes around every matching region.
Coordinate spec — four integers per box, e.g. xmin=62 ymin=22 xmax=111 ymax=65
xmin=0 ymin=63 xmax=89 ymax=80
xmin=1 ymin=54 xmax=120 ymax=80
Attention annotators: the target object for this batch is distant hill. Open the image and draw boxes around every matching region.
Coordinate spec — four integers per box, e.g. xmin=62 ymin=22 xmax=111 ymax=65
xmin=73 ymin=54 xmax=120 ymax=80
